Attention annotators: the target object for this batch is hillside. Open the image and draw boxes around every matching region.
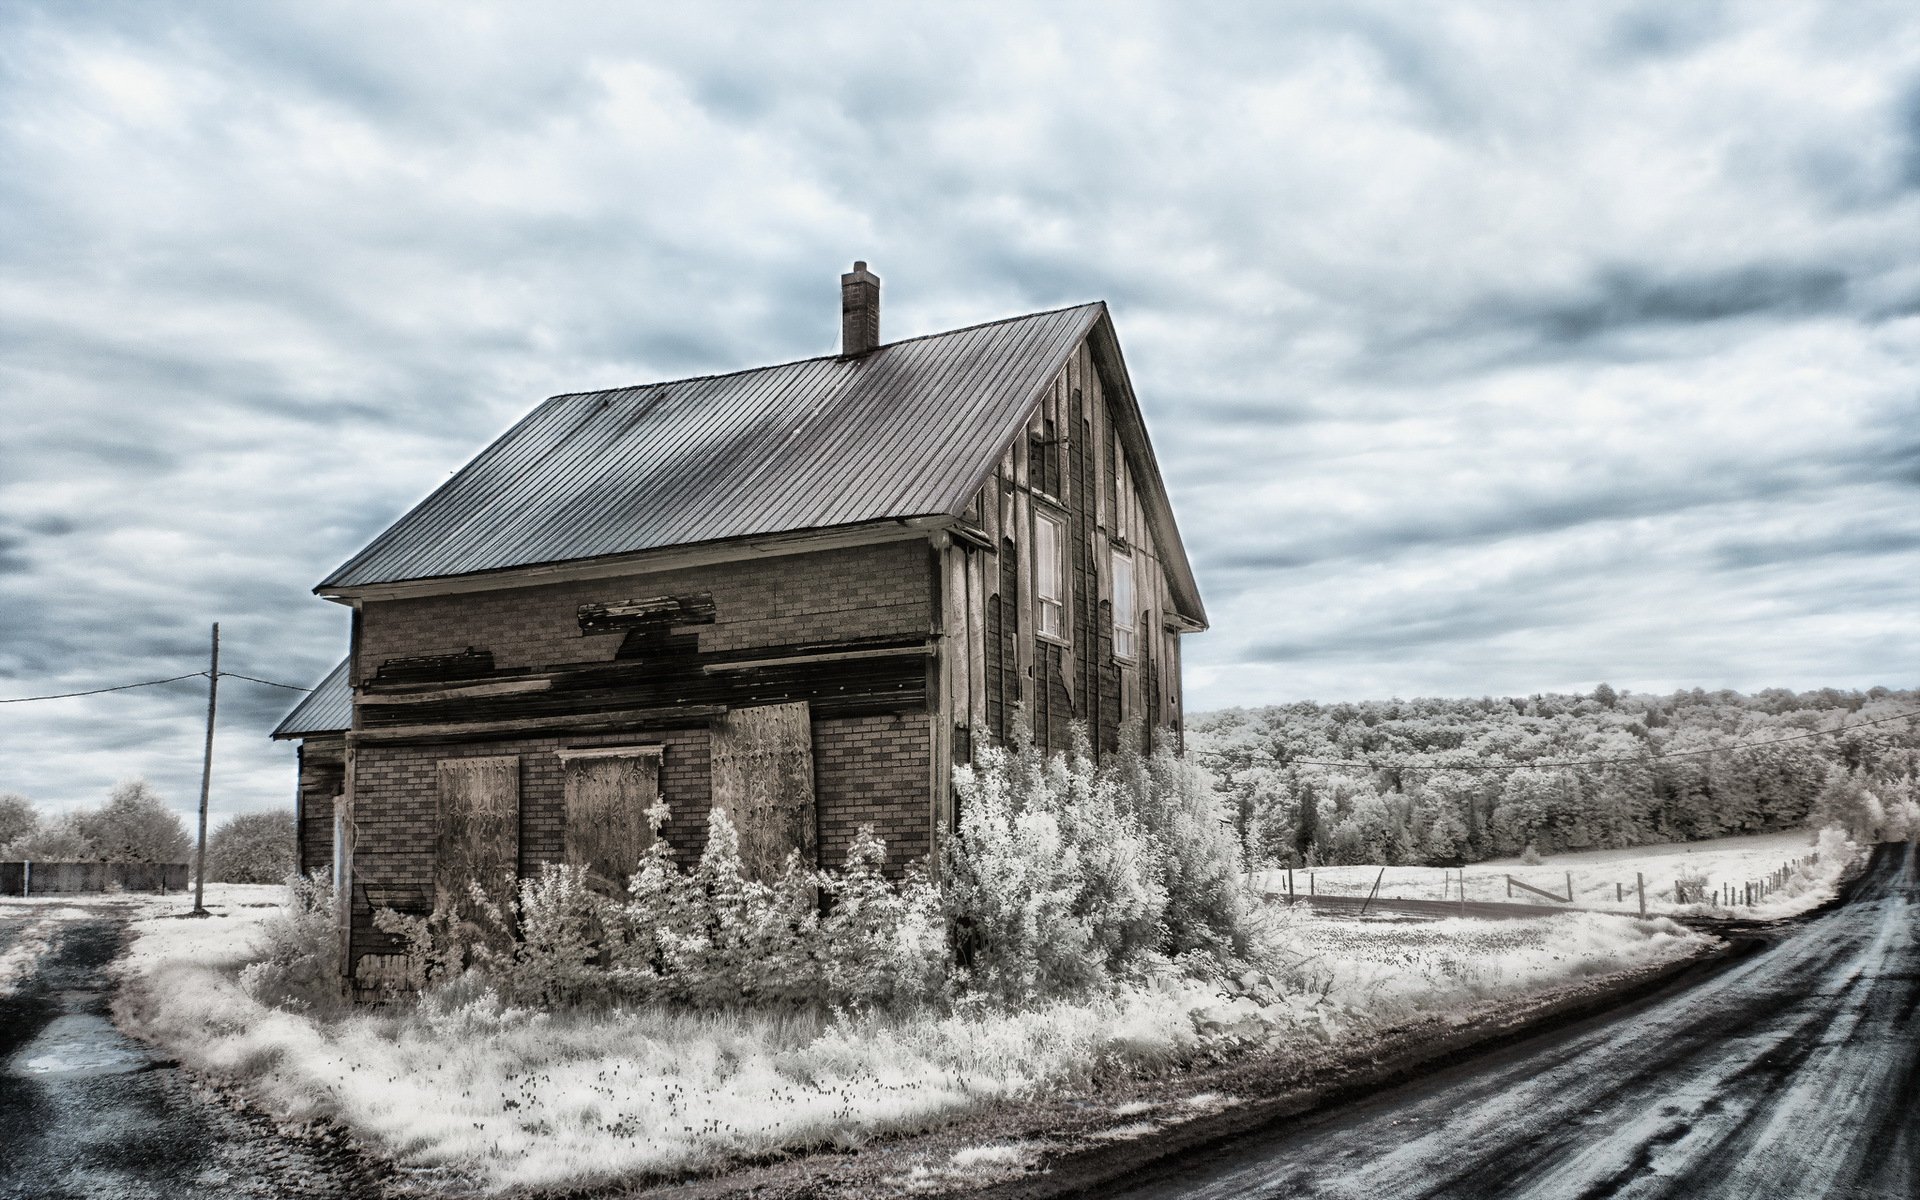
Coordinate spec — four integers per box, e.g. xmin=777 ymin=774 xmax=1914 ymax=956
xmin=1190 ymin=686 xmax=1919 ymax=868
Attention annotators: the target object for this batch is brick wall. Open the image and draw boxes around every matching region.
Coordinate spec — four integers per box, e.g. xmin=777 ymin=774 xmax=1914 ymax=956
xmin=357 ymin=539 xmax=931 ymax=673
xmin=344 ymin=538 xmax=938 ymax=968
xmin=297 ymin=739 xmax=343 ymax=878
xmin=813 ymin=713 xmax=933 ymax=867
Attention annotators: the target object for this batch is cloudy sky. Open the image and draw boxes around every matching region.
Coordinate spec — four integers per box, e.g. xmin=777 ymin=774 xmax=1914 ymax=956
xmin=3 ymin=1 xmax=1918 ymax=819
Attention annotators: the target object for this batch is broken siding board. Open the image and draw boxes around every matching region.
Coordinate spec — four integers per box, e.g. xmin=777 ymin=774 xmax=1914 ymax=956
xmin=435 ymin=755 xmax=520 ymax=931
xmin=359 ymin=678 xmax=553 ymax=705
xmin=577 ymin=594 xmax=717 ymax=634
xmin=375 ymin=648 xmax=502 ymax=684
xmin=708 ymin=702 xmax=817 ymax=883
xmin=563 ymin=750 xmax=660 ymax=893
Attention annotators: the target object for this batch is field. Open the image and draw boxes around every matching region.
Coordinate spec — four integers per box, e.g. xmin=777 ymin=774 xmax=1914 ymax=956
xmin=110 ymin=885 xmax=1711 ymax=1193
xmin=1252 ymin=830 xmax=1851 ymax=918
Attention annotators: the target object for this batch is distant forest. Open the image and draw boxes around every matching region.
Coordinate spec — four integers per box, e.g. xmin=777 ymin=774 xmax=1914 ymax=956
xmin=1189 ymin=686 xmax=1920 ymax=868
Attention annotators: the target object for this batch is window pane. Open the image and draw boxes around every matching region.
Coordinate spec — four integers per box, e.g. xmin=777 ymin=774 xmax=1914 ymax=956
xmin=1035 ymin=513 xmax=1061 ymax=602
xmin=1112 ymin=554 xmax=1134 ymax=625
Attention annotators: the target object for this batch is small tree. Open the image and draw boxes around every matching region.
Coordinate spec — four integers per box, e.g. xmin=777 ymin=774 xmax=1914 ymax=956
xmin=0 ymin=792 xmax=37 ymax=848
xmin=206 ymin=810 xmax=295 ymax=883
xmin=75 ymin=779 xmax=191 ymax=863
xmin=2 ymin=812 xmax=97 ymax=861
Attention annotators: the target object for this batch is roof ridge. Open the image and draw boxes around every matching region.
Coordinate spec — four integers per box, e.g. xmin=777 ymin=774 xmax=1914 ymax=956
xmin=547 ymin=300 xmax=1105 ymax=401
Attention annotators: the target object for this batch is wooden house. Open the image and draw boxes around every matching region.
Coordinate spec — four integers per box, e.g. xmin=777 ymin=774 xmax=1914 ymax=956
xmin=272 ymin=263 xmax=1206 ymax=993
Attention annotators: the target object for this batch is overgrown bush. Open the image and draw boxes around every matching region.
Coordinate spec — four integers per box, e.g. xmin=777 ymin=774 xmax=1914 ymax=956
xmin=945 ymin=728 xmax=1271 ymax=1003
xmin=376 ymin=811 xmax=947 ymax=1012
xmin=239 ymin=875 xmax=341 ymax=1013
xmin=206 ymin=810 xmax=295 ymax=883
xmin=356 ymin=731 xmax=1267 ymax=1015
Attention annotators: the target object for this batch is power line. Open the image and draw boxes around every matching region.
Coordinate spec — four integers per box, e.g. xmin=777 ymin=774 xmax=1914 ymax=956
xmin=1280 ymin=707 xmax=1920 ymax=773
xmin=0 ymin=666 xmax=316 ymax=705
xmin=219 ymin=671 xmax=315 ymax=693
xmin=0 ymin=671 xmax=208 ymax=704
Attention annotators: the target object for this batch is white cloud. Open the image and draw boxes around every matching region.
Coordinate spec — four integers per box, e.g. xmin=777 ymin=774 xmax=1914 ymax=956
xmin=1 ymin=0 xmax=1917 ymax=814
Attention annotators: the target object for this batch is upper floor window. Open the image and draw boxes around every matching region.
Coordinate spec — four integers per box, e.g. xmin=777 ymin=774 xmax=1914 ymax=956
xmin=1111 ymin=550 xmax=1136 ymax=660
xmin=1029 ymin=418 xmax=1061 ymax=498
xmin=1035 ymin=509 xmax=1065 ymax=640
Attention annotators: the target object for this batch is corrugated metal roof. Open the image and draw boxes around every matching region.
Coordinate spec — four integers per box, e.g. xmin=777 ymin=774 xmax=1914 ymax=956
xmin=270 ymin=659 xmax=350 ymax=739
xmin=322 ymin=303 xmax=1107 ymax=589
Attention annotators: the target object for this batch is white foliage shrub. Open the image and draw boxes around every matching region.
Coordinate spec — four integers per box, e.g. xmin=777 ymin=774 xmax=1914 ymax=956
xmin=374 ymin=809 xmax=947 ymax=1012
xmin=945 ymin=729 xmax=1270 ymax=1002
xmin=358 ymin=730 xmax=1267 ymax=1015
xmin=238 ymin=875 xmax=342 ymax=1013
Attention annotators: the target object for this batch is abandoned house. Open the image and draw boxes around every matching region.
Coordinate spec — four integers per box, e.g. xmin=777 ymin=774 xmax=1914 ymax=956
xmin=272 ymin=263 xmax=1207 ymax=992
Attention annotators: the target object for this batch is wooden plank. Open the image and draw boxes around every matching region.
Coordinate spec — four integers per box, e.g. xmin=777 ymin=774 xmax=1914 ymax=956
xmin=967 ymin=543 xmax=988 ymax=740
xmin=700 ymin=645 xmax=933 ymax=673
xmin=564 ymin=751 xmax=659 ymax=893
xmin=351 ymin=705 xmax=725 ymax=744
xmin=708 ymin=702 xmax=816 ymax=883
xmin=435 ymin=756 xmax=520 ymax=929
xmin=577 ymin=593 xmax=716 ymax=634
xmin=555 ymin=744 xmax=664 ymax=762
xmin=359 ymin=678 xmax=552 ymax=706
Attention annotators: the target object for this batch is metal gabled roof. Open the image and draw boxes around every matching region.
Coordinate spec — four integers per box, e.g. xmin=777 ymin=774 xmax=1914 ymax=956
xmin=270 ymin=659 xmax=350 ymax=739
xmin=321 ymin=303 xmax=1108 ymax=590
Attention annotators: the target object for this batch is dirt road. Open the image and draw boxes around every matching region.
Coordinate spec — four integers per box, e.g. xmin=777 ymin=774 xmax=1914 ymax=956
xmin=0 ymin=902 xmax=375 ymax=1200
xmin=1101 ymin=841 xmax=1918 ymax=1199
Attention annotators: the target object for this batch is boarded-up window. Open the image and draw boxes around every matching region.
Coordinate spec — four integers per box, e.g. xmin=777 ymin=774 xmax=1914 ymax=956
xmin=709 ymin=702 xmax=816 ymax=883
xmin=435 ymin=756 xmax=520 ymax=929
xmin=560 ymin=747 xmax=661 ymax=894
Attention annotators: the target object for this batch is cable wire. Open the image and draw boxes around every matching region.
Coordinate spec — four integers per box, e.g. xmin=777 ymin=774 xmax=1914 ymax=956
xmin=0 ymin=671 xmax=209 ymax=704
xmin=218 ymin=671 xmax=316 ymax=693
xmin=1280 ymin=707 xmax=1920 ymax=773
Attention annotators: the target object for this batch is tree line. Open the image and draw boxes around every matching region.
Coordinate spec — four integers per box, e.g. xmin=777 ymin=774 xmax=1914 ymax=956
xmin=1190 ymin=685 xmax=1920 ymax=867
xmin=0 ymin=781 xmax=293 ymax=883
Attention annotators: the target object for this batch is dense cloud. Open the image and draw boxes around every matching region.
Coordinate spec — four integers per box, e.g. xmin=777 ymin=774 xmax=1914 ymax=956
xmin=1 ymin=1 xmax=1917 ymax=819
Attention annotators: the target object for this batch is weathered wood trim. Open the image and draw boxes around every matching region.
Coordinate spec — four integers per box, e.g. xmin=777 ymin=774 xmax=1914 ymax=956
xmin=577 ymin=593 xmax=716 ymax=634
xmin=948 ymin=521 xmax=994 ymax=551
xmin=699 ymin=645 xmax=934 ymax=673
xmin=554 ymin=744 xmax=665 ymax=763
xmin=347 ymin=705 xmax=726 ymax=745
xmin=359 ymin=679 xmax=554 ymax=705
xmin=318 ymin=519 xmax=936 ymax=604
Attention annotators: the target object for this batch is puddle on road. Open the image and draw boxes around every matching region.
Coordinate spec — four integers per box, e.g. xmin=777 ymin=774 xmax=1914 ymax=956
xmin=6 ymin=1013 xmax=152 ymax=1077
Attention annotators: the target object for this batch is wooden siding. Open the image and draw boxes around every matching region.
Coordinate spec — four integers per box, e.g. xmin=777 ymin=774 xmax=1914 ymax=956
xmin=939 ymin=334 xmax=1189 ymax=790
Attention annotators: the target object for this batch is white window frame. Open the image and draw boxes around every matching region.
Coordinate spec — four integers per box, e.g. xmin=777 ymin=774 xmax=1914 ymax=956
xmin=1111 ymin=549 xmax=1137 ymax=661
xmin=1035 ymin=508 xmax=1066 ymax=642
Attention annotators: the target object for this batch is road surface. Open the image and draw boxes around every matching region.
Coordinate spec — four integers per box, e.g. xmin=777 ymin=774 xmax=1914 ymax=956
xmin=0 ymin=901 xmax=376 ymax=1199
xmin=1107 ymin=841 xmax=1918 ymax=1200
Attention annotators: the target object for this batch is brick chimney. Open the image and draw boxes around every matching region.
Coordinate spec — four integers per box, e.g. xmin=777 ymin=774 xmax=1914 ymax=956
xmin=840 ymin=261 xmax=880 ymax=356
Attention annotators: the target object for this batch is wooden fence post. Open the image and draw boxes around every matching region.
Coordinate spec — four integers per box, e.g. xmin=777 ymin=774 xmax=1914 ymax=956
xmin=1287 ymin=867 xmax=1295 ymax=905
xmin=1566 ymin=871 xmax=1574 ymax=903
xmin=1637 ymin=872 xmax=1645 ymax=917
xmin=1359 ymin=867 xmax=1385 ymax=916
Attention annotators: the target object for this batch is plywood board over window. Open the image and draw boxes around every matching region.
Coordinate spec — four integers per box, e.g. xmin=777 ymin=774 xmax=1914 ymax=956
xmin=435 ymin=756 xmax=520 ymax=932
xmin=560 ymin=746 xmax=661 ymax=894
xmin=709 ymin=702 xmax=816 ymax=882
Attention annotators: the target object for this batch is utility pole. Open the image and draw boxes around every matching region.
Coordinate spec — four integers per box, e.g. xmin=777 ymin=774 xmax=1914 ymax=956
xmin=191 ymin=622 xmax=219 ymax=917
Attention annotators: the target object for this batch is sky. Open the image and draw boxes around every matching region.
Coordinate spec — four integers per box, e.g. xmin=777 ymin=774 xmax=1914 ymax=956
xmin=2 ymin=1 xmax=1918 ymax=820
